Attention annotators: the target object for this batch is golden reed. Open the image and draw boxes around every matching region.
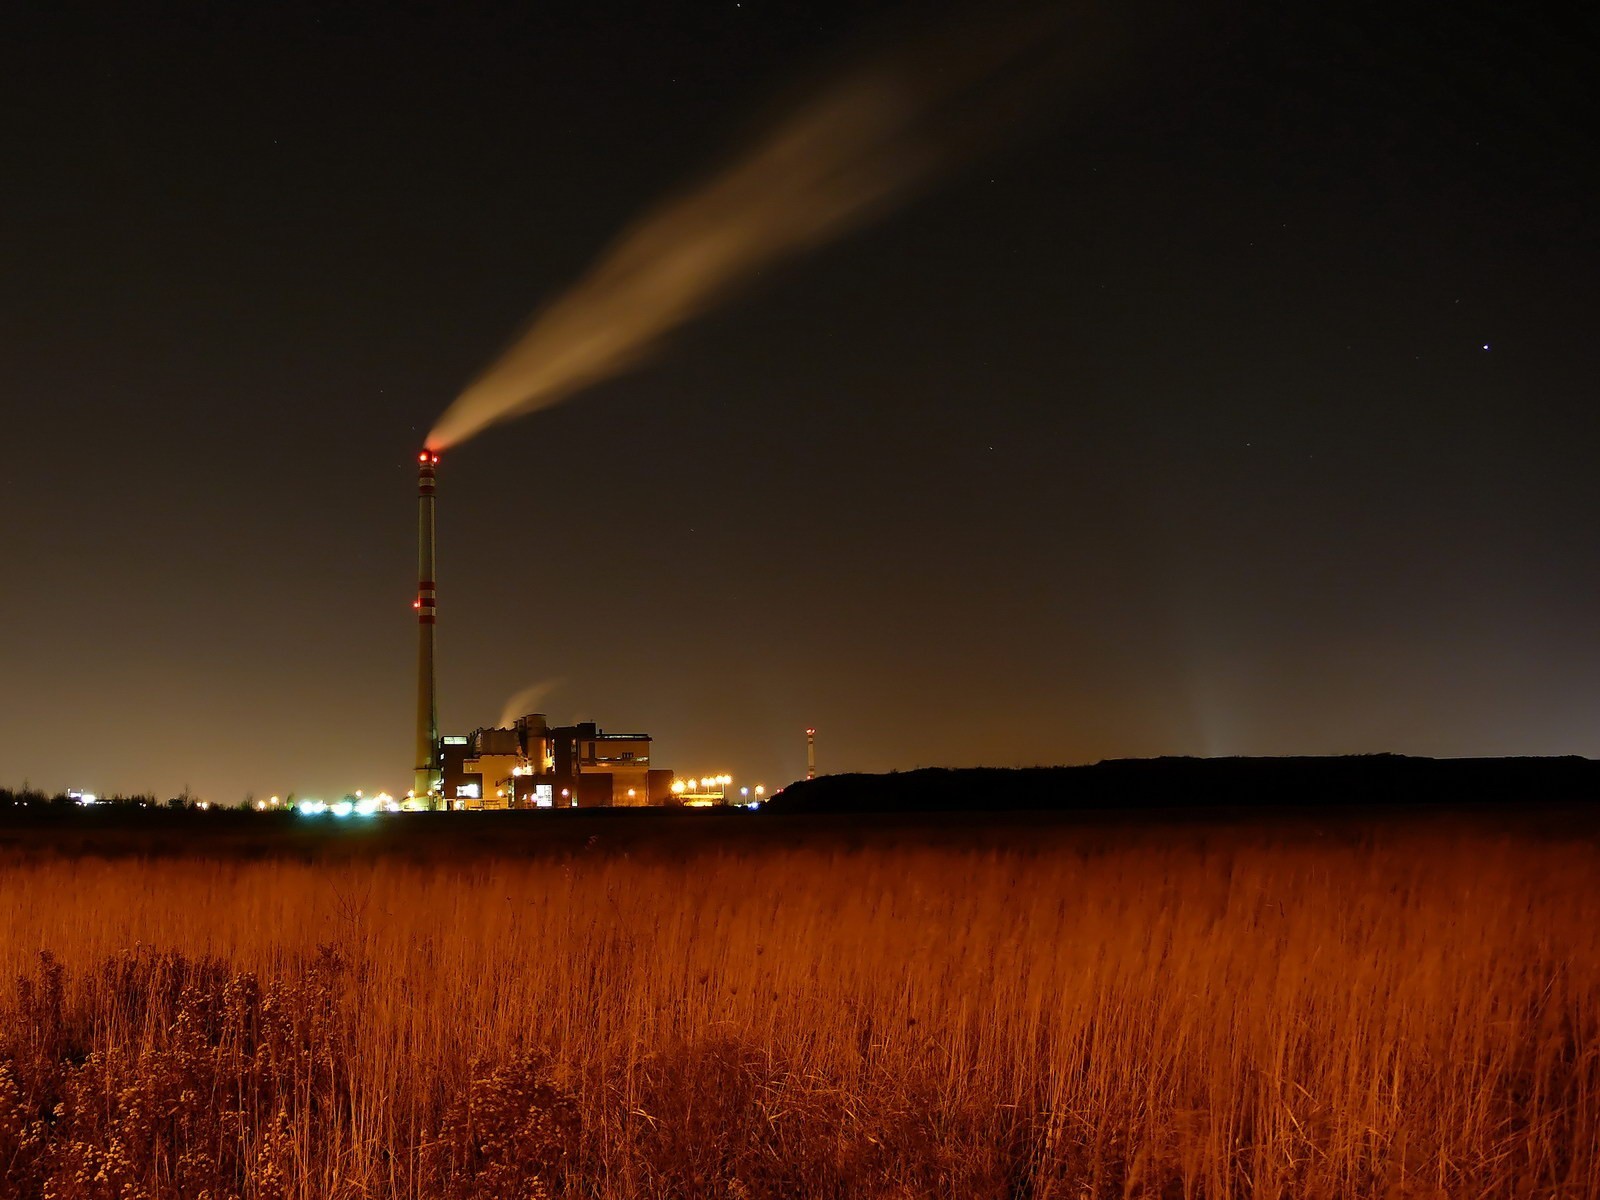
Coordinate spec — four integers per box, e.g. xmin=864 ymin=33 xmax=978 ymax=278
xmin=0 ymin=826 xmax=1595 ymax=1197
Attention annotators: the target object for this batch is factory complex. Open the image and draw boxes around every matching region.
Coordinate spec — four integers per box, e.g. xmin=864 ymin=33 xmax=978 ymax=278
xmin=433 ymin=713 xmax=674 ymax=809
xmin=407 ymin=450 xmax=766 ymax=811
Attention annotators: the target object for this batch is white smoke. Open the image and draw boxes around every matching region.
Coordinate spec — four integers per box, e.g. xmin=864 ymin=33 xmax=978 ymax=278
xmin=428 ymin=4 xmax=1092 ymax=450
xmin=496 ymin=678 xmax=565 ymax=731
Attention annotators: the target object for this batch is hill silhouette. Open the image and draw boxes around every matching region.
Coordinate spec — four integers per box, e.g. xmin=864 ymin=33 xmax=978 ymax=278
xmin=763 ymin=755 xmax=1600 ymax=815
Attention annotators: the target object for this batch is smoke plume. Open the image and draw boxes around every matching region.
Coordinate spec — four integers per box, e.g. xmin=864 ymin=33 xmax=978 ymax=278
xmin=427 ymin=5 xmax=1096 ymax=450
xmin=497 ymin=678 xmax=565 ymax=732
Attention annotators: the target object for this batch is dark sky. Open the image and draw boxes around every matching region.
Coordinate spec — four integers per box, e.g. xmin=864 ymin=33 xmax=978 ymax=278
xmin=3 ymin=1 xmax=1596 ymax=803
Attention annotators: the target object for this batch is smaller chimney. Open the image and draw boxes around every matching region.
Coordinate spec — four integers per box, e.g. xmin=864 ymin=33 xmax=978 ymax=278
xmin=805 ymin=726 xmax=816 ymax=780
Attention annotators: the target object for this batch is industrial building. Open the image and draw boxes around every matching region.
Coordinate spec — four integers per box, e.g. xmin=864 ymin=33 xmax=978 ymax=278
xmin=408 ymin=450 xmax=677 ymax=809
xmin=436 ymin=713 xmax=675 ymax=809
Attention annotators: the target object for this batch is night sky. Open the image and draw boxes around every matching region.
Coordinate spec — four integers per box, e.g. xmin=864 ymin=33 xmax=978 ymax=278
xmin=4 ymin=1 xmax=1595 ymax=803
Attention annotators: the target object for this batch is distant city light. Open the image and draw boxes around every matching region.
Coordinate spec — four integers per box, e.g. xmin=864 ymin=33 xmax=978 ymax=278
xmin=331 ymin=800 xmax=354 ymax=818
xmin=298 ymin=799 xmax=327 ymax=815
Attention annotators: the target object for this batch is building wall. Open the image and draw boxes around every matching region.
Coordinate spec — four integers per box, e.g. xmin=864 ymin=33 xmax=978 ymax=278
xmin=608 ymin=764 xmax=652 ymax=805
xmin=550 ymin=723 xmax=597 ymax=778
xmin=647 ymin=769 xmax=675 ymax=804
xmin=439 ymin=736 xmax=475 ymax=803
xmin=577 ymin=775 xmax=612 ymax=807
xmin=463 ymin=752 xmax=521 ymax=809
xmin=592 ymin=736 xmax=651 ymax=769
xmin=475 ymin=727 xmax=520 ymax=756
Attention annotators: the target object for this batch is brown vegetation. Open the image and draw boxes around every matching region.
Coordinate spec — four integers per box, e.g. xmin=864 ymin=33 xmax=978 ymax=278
xmin=0 ymin=824 xmax=1595 ymax=1197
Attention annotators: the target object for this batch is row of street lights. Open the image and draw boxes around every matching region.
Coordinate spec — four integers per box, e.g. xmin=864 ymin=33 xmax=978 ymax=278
xmin=669 ymin=775 xmax=765 ymax=806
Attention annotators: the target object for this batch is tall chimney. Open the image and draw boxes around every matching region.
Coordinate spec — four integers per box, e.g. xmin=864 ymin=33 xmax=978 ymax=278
xmin=806 ymin=726 xmax=816 ymax=780
xmin=413 ymin=449 xmax=441 ymax=803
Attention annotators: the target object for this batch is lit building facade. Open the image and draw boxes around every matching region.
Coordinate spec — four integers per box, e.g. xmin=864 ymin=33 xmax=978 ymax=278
xmin=438 ymin=713 xmax=673 ymax=809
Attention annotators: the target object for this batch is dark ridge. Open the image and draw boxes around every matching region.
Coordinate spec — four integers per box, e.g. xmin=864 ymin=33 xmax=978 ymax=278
xmin=2 ymin=757 xmax=1597 ymax=860
xmin=763 ymin=755 xmax=1600 ymax=814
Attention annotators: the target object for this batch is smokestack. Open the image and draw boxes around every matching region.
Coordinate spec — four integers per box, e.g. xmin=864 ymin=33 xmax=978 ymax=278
xmin=413 ymin=450 xmax=441 ymax=803
xmin=806 ymin=726 xmax=816 ymax=781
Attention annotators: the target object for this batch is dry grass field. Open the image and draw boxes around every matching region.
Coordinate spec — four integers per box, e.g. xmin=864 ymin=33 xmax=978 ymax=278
xmin=0 ymin=816 xmax=1596 ymax=1198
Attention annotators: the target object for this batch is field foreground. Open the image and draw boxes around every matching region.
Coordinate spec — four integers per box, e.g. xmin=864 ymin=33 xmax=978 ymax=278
xmin=0 ymin=819 xmax=1596 ymax=1198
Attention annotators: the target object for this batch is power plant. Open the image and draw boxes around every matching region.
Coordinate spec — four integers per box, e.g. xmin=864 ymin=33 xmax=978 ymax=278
xmin=439 ymin=716 xmax=674 ymax=808
xmin=407 ymin=450 xmax=676 ymax=810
